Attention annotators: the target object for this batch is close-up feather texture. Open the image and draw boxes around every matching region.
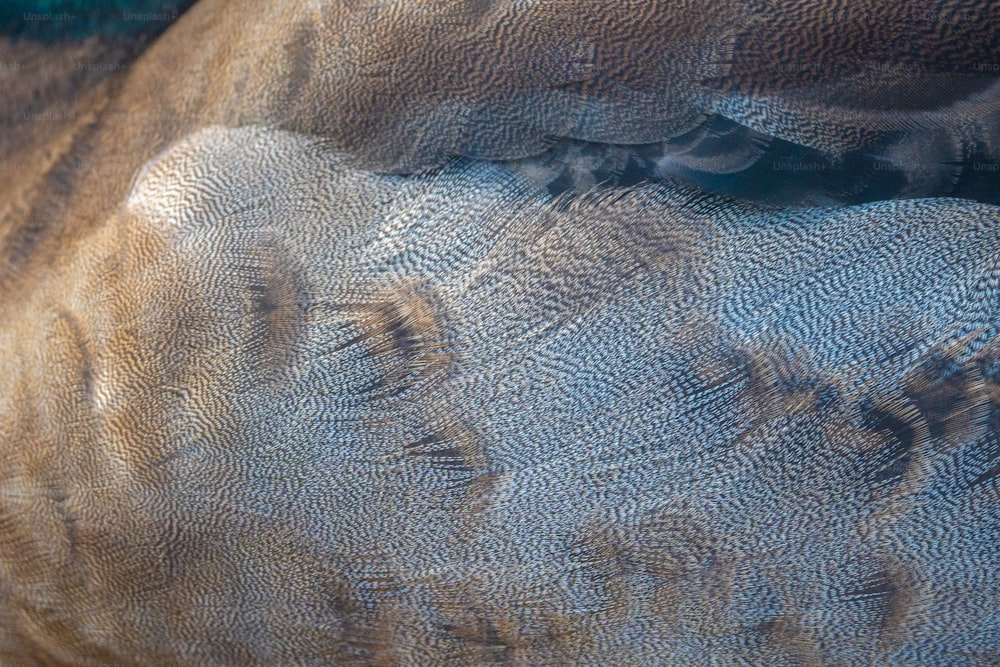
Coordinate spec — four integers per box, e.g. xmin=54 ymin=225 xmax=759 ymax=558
xmin=0 ymin=0 xmax=998 ymax=665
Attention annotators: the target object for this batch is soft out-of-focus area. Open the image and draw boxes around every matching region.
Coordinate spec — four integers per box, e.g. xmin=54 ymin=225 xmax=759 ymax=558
xmin=0 ymin=1 xmax=195 ymax=40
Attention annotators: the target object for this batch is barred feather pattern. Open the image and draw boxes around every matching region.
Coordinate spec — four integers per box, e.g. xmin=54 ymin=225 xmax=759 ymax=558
xmin=0 ymin=0 xmax=999 ymax=664
xmin=1 ymin=125 xmax=997 ymax=664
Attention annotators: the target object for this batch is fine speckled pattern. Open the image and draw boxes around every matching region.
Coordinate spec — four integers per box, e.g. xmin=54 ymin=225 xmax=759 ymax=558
xmin=2 ymin=124 xmax=998 ymax=664
xmin=0 ymin=1 xmax=999 ymax=665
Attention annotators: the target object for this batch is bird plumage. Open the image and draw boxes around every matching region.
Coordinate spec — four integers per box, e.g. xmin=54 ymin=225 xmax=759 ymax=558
xmin=0 ymin=1 xmax=998 ymax=665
